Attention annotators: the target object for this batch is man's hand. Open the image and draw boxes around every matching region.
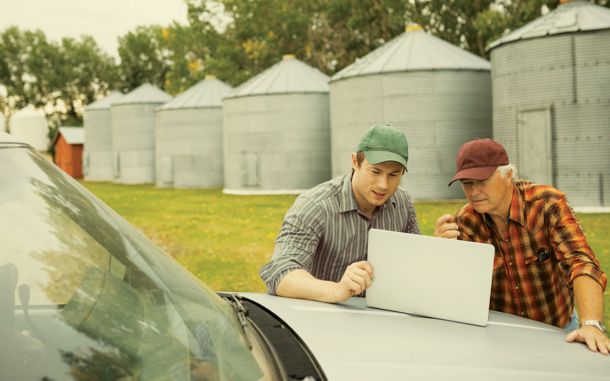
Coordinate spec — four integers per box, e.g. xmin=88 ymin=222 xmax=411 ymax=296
xmin=566 ymin=325 xmax=610 ymax=356
xmin=434 ymin=214 xmax=460 ymax=239
xmin=335 ymin=261 xmax=374 ymax=302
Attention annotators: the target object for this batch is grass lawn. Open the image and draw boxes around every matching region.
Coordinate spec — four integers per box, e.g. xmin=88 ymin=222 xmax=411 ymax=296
xmin=82 ymin=182 xmax=610 ymax=331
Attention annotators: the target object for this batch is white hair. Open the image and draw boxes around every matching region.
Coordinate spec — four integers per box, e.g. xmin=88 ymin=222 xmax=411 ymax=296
xmin=497 ymin=164 xmax=518 ymax=182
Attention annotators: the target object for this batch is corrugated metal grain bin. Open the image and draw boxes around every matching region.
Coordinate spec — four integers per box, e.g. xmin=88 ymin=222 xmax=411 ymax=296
xmin=83 ymin=91 xmax=123 ymax=181
xmin=155 ymin=76 xmax=232 ymax=188
xmin=111 ymin=83 xmax=172 ymax=184
xmin=489 ymin=1 xmax=610 ymax=206
xmin=330 ymin=25 xmax=492 ymax=200
xmin=9 ymin=106 xmax=49 ymax=151
xmin=223 ymin=55 xmax=331 ymax=194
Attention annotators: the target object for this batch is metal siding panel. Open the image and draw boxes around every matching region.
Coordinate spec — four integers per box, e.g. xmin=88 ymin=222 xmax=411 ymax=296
xmin=111 ymin=103 xmax=159 ymax=184
xmin=223 ymin=93 xmax=330 ymax=191
xmin=517 ymin=109 xmax=553 ymax=184
xmin=492 ymin=31 xmax=610 ymax=206
xmin=155 ymin=108 xmax=224 ymax=188
xmin=330 ymin=71 xmax=492 ymax=200
xmin=575 ymin=31 xmax=610 ymax=103
xmin=83 ymin=109 xmax=113 ymax=181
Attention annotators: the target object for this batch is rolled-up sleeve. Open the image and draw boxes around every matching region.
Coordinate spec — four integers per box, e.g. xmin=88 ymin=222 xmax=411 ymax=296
xmin=549 ymin=197 xmax=607 ymax=291
xmin=259 ymin=197 xmax=323 ymax=294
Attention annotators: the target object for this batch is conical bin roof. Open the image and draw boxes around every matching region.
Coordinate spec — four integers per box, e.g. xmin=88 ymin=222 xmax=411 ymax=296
xmin=331 ymin=24 xmax=490 ymax=82
xmin=226 ymin=55 xmax=330 ymax=99
xmin=85 ymin=91 xmax=124 ymax=111
xmin=159 ymin=76 xmax=233 ymax=110
xmin=488 ymin=1 xmax=610 ymax=50
xmin=114 ymin=83 xmax=172 ymax=105
xmin=12 ymin=105 xmax=46 ymax=119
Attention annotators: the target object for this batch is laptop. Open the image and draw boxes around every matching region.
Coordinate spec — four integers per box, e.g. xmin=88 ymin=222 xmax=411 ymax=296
xmin=366 ymin=229 xmax=495 ymax=326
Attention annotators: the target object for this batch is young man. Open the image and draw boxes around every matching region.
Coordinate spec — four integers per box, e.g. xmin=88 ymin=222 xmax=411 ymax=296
xmin=435 ymin=138 xmax=609 ymax=355
xmin=260 ymin=124 xmax=419 ymax=303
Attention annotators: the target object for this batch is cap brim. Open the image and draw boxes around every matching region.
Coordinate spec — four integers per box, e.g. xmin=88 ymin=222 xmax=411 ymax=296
xmin=448 ymin=166 xmax=497 ymax=186
xmin=364 ymin=151 xmax=408 ymax=171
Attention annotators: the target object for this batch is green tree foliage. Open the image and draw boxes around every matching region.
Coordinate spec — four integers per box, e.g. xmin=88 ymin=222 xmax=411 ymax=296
xmin=51 ymin=36 xmax=118 ymax=126
xmin=0 ymin=27 xmax=117 ymax=129
xmin=181 ymin=0 xmax=315 ymax=86
xmin=0 ymin=27 xmax=56 ymax=110
xmin=309 ymin=0 xmax=408 ymax=72
xmin=184 ymin=0 xmax=409 ymax=84
xmin=405 ymin=0 xmax=562 ymax=58
xmin=117 ymin=25 xmax=172 ymax=92
xmin=182 ymin=0 xmax=610 ymax=86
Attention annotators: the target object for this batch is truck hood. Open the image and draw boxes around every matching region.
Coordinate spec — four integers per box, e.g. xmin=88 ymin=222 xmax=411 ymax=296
xmin=241 ymin=293 xmax=610 ymax=381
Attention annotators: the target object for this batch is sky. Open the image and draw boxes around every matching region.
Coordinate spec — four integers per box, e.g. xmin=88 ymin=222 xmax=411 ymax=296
xmin=0 ymin=0 xmax=189 ymax=58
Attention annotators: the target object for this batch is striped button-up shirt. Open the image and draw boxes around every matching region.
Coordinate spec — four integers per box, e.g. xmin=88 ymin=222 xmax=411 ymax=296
xmin=456 ymin=181 xmax=607 ymax=327
xmin=260 ymin=174 xmax=420 ymax=294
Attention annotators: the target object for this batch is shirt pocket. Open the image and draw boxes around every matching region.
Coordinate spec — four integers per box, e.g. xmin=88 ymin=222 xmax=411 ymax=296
xmin=524 ymin=247 xmax=557 ymax=289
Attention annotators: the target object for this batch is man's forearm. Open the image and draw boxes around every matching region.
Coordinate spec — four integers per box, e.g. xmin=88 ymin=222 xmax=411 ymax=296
xmin=573 ymin=275 xmax=605 ymax=321
xmin=276 ymin=269 xmax=342 ymax=303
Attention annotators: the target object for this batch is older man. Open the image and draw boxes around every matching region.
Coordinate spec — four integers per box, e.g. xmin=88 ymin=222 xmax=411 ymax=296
xmin=435 ymin=138 xmax=609 ymax=355
xmin=260 ymin=124 xmax=419 ymax=303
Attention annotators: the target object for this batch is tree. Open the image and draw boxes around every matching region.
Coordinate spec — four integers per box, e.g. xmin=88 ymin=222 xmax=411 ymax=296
xmin=0 ymin=27 xmax=55 ymax=111
xmin=0 ymin=27 xmax=118 ymax=130
xmin=117 ymin=25 xmax=172 ymax=92
xmin=183 ymin=0 xmax=610 ymax=85
xmin=404 ymin=0 xmax=561 ymax=59
xmin=406 ymin=0 xmax=610 ymax=59
xmin=308 ymin=0 xmax=408 ymax=72
xmin=162 ymin=22 xmax=215 ymax=94
xmin=49 ymin=36 xmax=118 ymax=126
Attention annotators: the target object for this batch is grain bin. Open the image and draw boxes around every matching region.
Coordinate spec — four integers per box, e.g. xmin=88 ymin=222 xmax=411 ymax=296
xmin=83 ymin=91 xmax=123 ymax=181
xmin=223 ymin=55 xmax=330 ymax=194
xmin=9 ymin=106 xmax=49 ymax=151
xmin=331 ymin=25 xmax=492 ymax=200
xmin=111 ymin=83 xmax=172 ymax=184
xmin=489 ymin=0 xmax=610 ymax=206
xmin=155 ymin=76 xmax=232 ymax=188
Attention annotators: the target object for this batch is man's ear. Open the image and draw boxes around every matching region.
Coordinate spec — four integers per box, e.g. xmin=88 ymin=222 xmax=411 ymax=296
xmin=351 ymin=153 xmax=358 ymax=170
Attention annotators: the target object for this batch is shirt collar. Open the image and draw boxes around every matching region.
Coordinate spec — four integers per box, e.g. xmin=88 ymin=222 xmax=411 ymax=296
xmin=339 ymin=174 xmax=359 ymax=213
xmin=339 ymin=173 xmax=398 ymax=214
xmin=508 ymin=184 xmax=526 ymax=226
xmin=482 ymin=184 xmax=525 ymax=227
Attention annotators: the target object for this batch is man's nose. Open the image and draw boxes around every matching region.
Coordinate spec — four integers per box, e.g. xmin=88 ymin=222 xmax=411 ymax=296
xmin=470 ymin=185 xmax=483 ymax=197
xmin=377 ymin=175 xmax=389 ymax=190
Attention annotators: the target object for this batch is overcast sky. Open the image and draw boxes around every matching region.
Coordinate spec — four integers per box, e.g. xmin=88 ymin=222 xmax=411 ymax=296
xmin=0 ymin=0 xmax=188 ymax=58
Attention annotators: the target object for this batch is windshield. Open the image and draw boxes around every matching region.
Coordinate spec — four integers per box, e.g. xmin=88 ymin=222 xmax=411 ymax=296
xmin=0 ymin=146 xmax=276 ymax=381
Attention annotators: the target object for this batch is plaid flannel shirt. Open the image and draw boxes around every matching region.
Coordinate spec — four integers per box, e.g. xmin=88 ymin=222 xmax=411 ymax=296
xmin=456 ymin=181 xmax=607 ymax=327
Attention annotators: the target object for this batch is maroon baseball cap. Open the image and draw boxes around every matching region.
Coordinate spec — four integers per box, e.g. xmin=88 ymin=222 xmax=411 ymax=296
xmin=448 ymin=139 xmax=509 ymax=186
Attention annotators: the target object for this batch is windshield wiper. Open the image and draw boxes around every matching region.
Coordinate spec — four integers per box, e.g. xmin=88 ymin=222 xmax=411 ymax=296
xmin=225 ymin=294 xmax=253 ymax=350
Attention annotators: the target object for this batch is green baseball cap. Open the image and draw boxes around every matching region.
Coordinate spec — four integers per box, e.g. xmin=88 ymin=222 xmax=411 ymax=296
xmin=357 ymin=124 xmax=409 ymax=170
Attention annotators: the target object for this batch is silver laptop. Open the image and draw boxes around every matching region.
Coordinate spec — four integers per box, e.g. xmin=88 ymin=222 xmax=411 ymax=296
xmin=366 ymin=229 xmax=495 ymax=326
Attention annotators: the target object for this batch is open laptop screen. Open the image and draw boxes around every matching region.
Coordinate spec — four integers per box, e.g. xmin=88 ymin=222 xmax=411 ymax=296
xmin=366 ymin=229 xmax=494 ymax=326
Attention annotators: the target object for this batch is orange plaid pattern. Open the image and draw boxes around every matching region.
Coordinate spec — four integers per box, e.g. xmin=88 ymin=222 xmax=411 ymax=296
xmin=456 ymin=181 xmax=607 ymax=327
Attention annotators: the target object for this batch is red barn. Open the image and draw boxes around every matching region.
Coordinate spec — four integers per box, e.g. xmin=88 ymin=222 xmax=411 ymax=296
xmin=52 ymin=127 xmax=85 ymax=179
